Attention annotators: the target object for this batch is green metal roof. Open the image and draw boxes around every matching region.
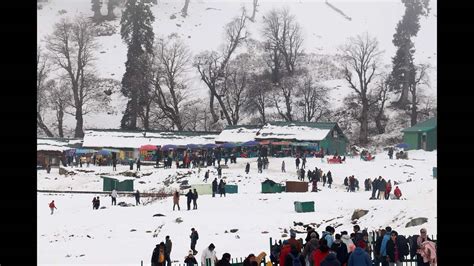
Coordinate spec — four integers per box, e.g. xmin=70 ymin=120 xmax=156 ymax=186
xmin=401 ymin=117 xmax=437 ymax=133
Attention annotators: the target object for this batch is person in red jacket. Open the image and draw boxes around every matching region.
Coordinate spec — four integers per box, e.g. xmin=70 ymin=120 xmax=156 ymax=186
xmin=394 ymin=186 xmax=402 ymax=199
xmin=279 ymin=241 xmax=292 ymax=266
xmin=385 ymin=180 xmax=392 ymax=200
xmin=49 ymin=200 xmax=57 ymax=215
xmin=313 ymin=239 xmax=330 ymax=266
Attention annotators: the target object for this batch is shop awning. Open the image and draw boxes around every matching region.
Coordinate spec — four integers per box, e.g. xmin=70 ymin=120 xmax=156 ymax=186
xmin=259 ymin=140 xmax=271 ymax=145
xmin=291 ymin=142 xmax=318 ymax=147
xmin=242 ymin=140 xmax=259 ymax=147
xmin=140 ymin=145 xmax=159 ymax=151
xmin=101 ymin=148 xmax=122 ymax=153
xmin=75 ymin=148 xmax=97 ymax=154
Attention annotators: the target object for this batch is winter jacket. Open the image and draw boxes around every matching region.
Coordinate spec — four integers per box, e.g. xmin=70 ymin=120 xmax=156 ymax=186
xmin=394 ymin=187 xmax=402 ymax=198
xmin=331 ymin=241 xmax=348 ymax=265
xmin=419 ymin=240 xmax=436 ymax=264
xmin=186 ymin=191 xmax=194 ymax=201
xmin=151 ymin=246 xmax=168 ymax=266
xmin=386 ymin=238 xmax=408 ymax=262
xmin=111 ymin=190 xmax=118 ymax=198
xmin=379 ymin=180 xmax=386 ymax=191
xmin=201 ymin=248 xmax=217 ymax=266
xmin=320 ymin=252 xmax=341 ymax=266
xmin=279 ymin=244 xmax=292 ymax=266
xmin=284 ymin=251 xmax=305 ymax=266
xmin=288 ymin=237 xmax=303 ymax=252
xmin=302 ymin=238 xmax=319 ymax=259
xmin=165 ymin=239 xmax=172 ymax=254
xmin=380 ymin=232 xmax=391 ymax=256
xmin=173 ymin=193 xmax=180 ymax=204
xmin=216 ymin=259 xmax=231 ymax=266
xmin=322 ymin=231 xmax=334 ymax=249
xmin=212 ymin=180 xmax=218 ymax=191
xmin=190 ymin=231 xmax=199 ymax=243
xmin=312 ymin=248 xmax=330 ymax=266
xmin=185 ymin=255 xmax=198 ymax=266
xmin=347 ymin=247 xmax=371 ymax=266
xmin=341 ymin=235 xmax=353 ymax=253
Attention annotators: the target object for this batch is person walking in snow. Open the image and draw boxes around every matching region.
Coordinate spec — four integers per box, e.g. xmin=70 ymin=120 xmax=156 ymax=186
xmin=245 ymin=162 xmax=250 ymax=174
xmin=378 ymin=177 xmax=386 ymax=200
xmin=137 ymin=158 xmax=141 ymax=171
xmin=185 ymin=189 xmax=194 ymax=210
xmin=49 ymin=200 xmax=57 ymax=215
xmin=217 ymin=166 xmax=222 ymax=179
xmin=388 ymin=147 xmax=394 ymax=160
xmin=302 ymin=156 xmax=307 ymax=169
xmin=322 ymin=173 xmax=327 ymax=187
xmin=173 ymin=191 xmax=180 ymax=211
xmin=371 ymin=177 xmax=379 ymax=199
xmin=281 ymin=160 xmax=286 ymax=173
xmin=212 ymin=178 xmax=218 ymax=197
xmin=192 ymin=189 xmax=198 ymax=209
xmin=300 ymin=168 xmax=306 ymax=181
xmin=203 ymin=170 xmax=210 ymax=182
xmin=257 ymin=157 xmax=263 ymax=173
xmin=344 ymin=177 xmax=349 ymax=191
xmin=151 ymin=242 xmax=168 ymax=266
xmin=92 ymin=197 xmax=97 ymax=210
xmin=190 ymin=228 xmax=199 ymax=255
xmin=312 ymin=178 xmax=318 ymax=192
xmin=295 ymin=157 xmax=300 ymax=169
xmin=111 ymin=189 xmax=117 ymax=205
xmin=327 ymin=171 xmax=333 ymax=188
xmin=134 ymin=190 xmax=140 ymax=205
xmin=218 ymin=179 xmax=226 ymax=197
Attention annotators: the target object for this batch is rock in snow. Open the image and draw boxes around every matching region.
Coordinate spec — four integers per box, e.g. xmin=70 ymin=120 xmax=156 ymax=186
xmin=351 ymin=209 xmax=369 ymax=220
xmin=405 ymin=217 xmax=428 ymax=228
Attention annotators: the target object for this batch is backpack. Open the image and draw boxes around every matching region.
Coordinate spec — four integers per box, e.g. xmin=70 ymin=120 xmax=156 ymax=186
xmin=398 ymin=235 xmax=409 ymax=257
xmin=289 ymin=253 xmax=302 ymax=266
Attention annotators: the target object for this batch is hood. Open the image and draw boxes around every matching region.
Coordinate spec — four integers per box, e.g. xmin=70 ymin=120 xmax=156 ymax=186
xmin=353 ymin=247 xmax=366 ymax=256
xmin=324 ymin=252 xmax=338 ymax=261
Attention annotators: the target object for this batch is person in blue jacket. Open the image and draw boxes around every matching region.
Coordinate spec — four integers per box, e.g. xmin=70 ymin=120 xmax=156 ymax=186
xmin=322 ymin=226 xmax=335 ymax=249
xmin=379 ymin=226 xmax=392 ymax=266
xmin=347 ymin=242 xmax=371 ymax=266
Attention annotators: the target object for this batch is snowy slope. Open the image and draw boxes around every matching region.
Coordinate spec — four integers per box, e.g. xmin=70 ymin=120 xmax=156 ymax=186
xmin=38 ymin=150 xmax=437 ymax=265
xmin=37 ymin=0 xmax=437 ymax=131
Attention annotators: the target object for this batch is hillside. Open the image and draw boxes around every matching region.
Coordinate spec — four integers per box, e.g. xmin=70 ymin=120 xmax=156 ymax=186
xmin=37 ymin=0 xmax=437 ymax=137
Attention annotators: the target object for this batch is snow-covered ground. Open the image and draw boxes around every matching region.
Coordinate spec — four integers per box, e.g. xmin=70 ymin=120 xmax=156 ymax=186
xmin=38 ymin=149 xmax=437 ymax=265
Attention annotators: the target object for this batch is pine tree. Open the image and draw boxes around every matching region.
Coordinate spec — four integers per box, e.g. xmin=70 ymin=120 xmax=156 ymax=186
xmin=120 ymin=0 xmax=155 ymax=130
xmin=389 ymin=0 xmax=430 ymax=108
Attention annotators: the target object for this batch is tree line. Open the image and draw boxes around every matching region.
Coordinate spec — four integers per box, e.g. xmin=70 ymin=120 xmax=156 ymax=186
xmin=37 ymin=0 xmax=435 ymax=145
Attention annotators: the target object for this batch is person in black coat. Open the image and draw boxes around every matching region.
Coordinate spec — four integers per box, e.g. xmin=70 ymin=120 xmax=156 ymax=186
xmin=371 ymin=178 xmax=379 ymax=199
xmin=218 ymin=179 xmax=226 ymax=197
xmin=185 ymin=189 xmax=194 ymax=210
xmin=385 ymin=231 xmax=408 ymax=265
xmin=331 ymin=234 xmax=348 ymax=265
xmin=134 ymin=190 xmax=140 ymax=205
xmin=217 ymin=166 xmax=222 ymax=178
xmin=245 ymin=162 xmax=250 ymax=174
xmin=327 ymin=171 xmax=333 ymax=188
xmin=184 ymin=250 xmax=198 ymax=266
xmin=295 ymin=157 xmax=300 ymax=169
xmin=300 ymin=168 xmax=305 ymax=181
xmin=321 ymin=252 xmax=341 ymax=266
xmin=137 ymin=158 xmax=141 ymax=171
xmin=151 ymin=242 xmax=168 ymax=266
xmin=212 ymin=178 xmax=218 ymax=197
xmin=192 ymin=189 xmax=198 ymax=210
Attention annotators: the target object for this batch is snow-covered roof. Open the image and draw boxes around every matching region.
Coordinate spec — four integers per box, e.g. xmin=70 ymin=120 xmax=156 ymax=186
xmin=37 ymin=138 xmax=77 ymax=152
xmin=255 ymin=122 xmax=332 ymax=142
xmin=100 ymin=175 xmax=136 ymax=182
xmin=82 ymin=130 xmax=218 ymax=149
xmin=215 ymin=126 xmax=261 ymax=143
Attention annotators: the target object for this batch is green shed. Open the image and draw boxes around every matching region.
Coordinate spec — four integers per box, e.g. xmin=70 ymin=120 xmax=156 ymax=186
xmin=261 ymin=179 xmax=283 ymax=193
xmin=101 ymin=176 xmax=134 ymax=192
xmin=294 ymin=201 xmax=315 ymax=213
xmin=401 ymin=117 xmax=437 ymax=151
xmin=225 ymin=184 xmax=238 ymax=194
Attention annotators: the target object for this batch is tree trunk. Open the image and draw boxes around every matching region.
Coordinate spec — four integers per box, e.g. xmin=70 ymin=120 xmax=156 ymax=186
xmin=359 ymin=99 xmax=369 ymax=145
xmin=209 ymin=94 xmax=219 ymax=124
xmin=37 ymin=113 xmax=54 ymax=137
xmin=74 ymin=106 xmax=84 ymax=138
xmin=397 ymin=82 xmax=410 ymax=108
xmin=106 ymin=0 xmax=116 ymax=20
xmin=249 ymin=0 xmax=258 ymax=22
xmin=57 ymin=108 xmax=64 ymax=138
xmin=410 ymin=85 xmax=418 ymax=126
xmin=375 ymin=114 xmax=385 ymax=134
xmin=181 ymin=0 xmax=190 ymax=17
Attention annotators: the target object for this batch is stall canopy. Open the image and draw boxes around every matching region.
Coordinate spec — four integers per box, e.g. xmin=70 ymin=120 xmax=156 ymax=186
xmin=222 ymin=142 xmax=237 ymax=148
xmin=204 ymin=143 xmax=217 ymax=149
xmin=291 ymin=142 xmax=317 ymax=147
xmin=75 ymin=148 xmax=96 ymax=154
xmin=140 ymin=145 xmax=158 ymax=151
xmin=101 ymin=148 xmax=122 ymax=153
xmin=162 ymin=144 xmax=177 ymax=150
xmin=98 ymin=150 xmax=112 ymax=155
xmin=242 ymin=140 xmax=259 ymax=147
xmin=186 ymin=144 xmax=201 ymax=150
xmin=259 ymin=140 xmax=271 ymax=145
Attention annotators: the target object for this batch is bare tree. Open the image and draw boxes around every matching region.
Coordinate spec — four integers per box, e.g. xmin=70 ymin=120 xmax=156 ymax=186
xmin=339 ymin=33 xmax=382 ymax=145
xmin=181 ymin=0 xmax=190 ymax=17
xmin=37 ymin=46 xmax=55 ymax=137
xmin=48 ymin=79 xmax=72 ymax=138
xmin=194 ymin=10 xmax=248 ymax=126
xmin=373 ymin=77 xmax=390 ymax=134
xmin=245 ymin=72 xmax=273 ymax=124
xmin=246 ymin=0 xmax=259 ymax=22
xmin=296 ymin=73 xmax=330 ymax=122
xmin=262 ymin=7 xmax=304 ymax=121
xmin=151 ymin=37 xmax=192 ymax=131
xmin=45 ymin=16 xmax=100 ymax=138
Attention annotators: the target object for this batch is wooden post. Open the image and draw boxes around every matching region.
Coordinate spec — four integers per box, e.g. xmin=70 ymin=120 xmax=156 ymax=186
xmin=141 ymin=260 xmax=143 ymax=266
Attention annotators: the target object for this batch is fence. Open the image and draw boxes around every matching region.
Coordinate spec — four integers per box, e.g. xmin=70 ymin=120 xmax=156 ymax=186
xmin=142 ymin=257 xmax=267 ymax=266
xmin=270 ymin=233 xmax=437 ymax=266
